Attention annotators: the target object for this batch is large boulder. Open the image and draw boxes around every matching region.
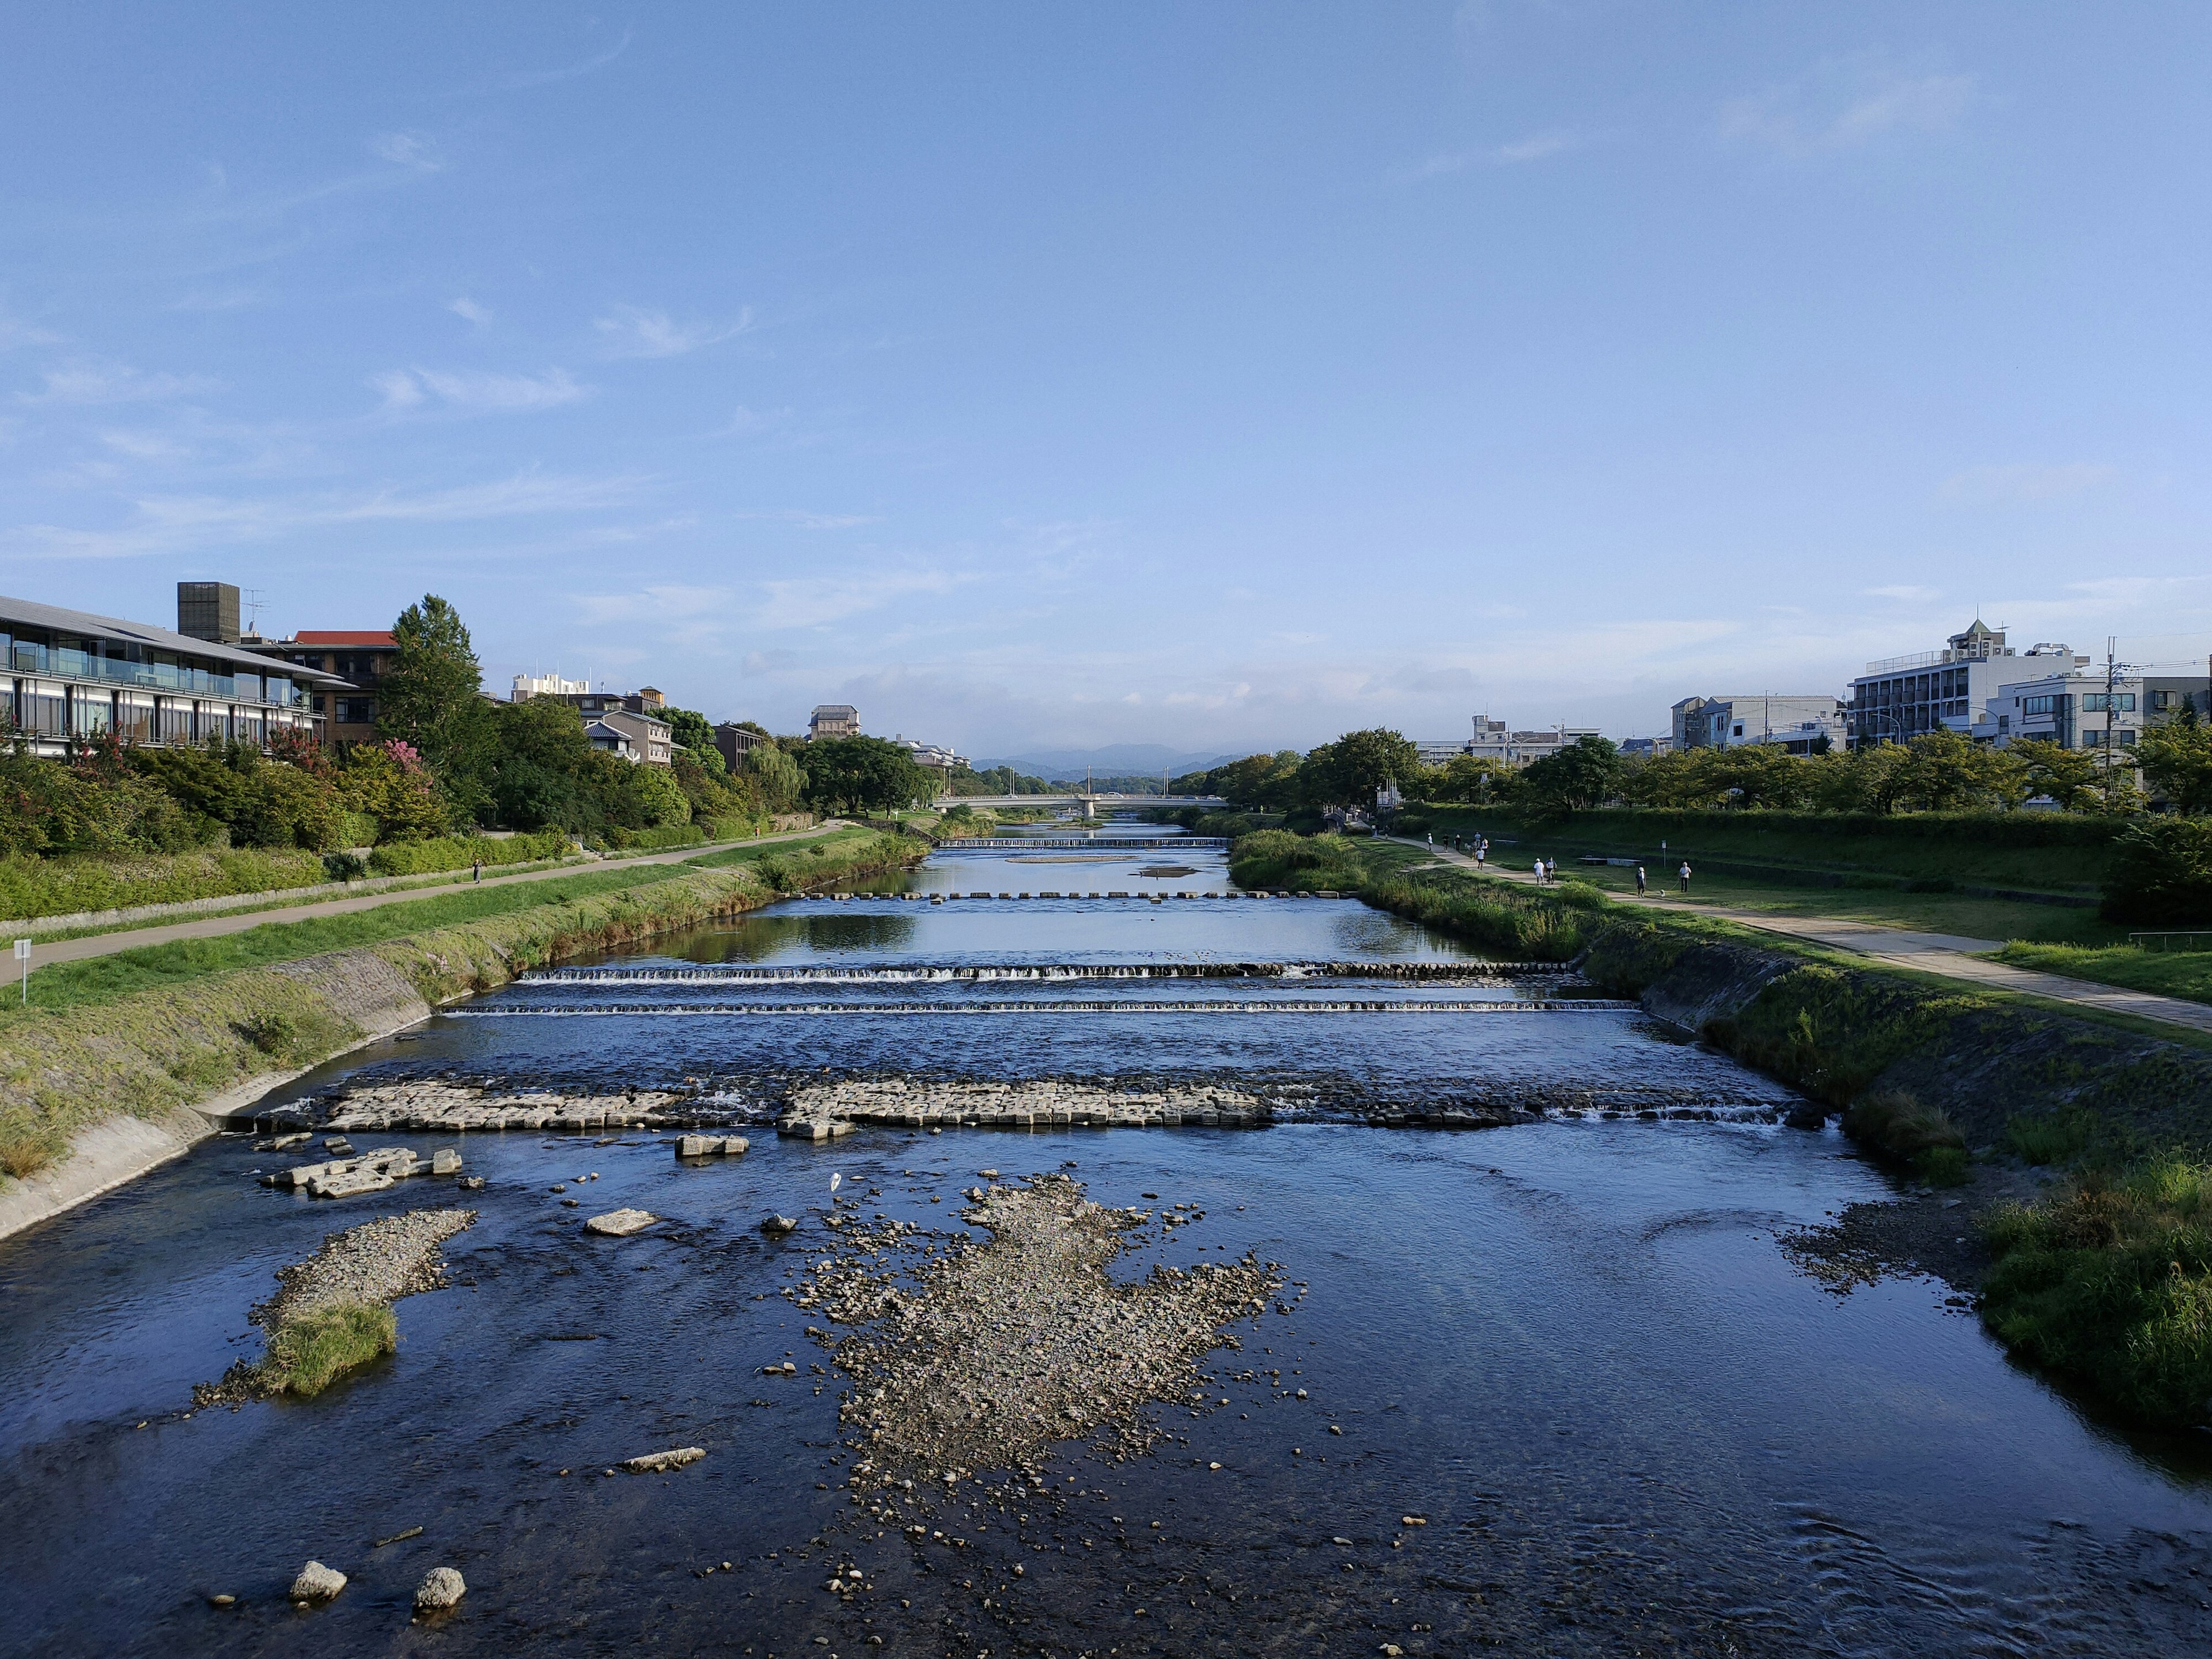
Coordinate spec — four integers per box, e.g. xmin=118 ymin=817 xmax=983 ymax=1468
xmin=414 ymin=1566 xmax=466 ymax=1610
xmin=290 ymin=1561 xmax=346 ymax=1601
xmin=584 ymin=1208 xmax=658 ymax=1237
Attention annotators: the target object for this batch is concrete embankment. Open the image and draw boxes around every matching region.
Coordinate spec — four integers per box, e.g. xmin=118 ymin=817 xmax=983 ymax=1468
xmin=1586 ymin=920 xmax=2212 ymax=1153
xmin=0 ymin=836 xmax=923 ymax=1243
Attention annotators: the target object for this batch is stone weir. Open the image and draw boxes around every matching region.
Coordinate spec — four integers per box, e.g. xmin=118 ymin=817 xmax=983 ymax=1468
xmin=522 ymin=959 xmax=1566 ymax=984
xmin=271 ymin=1082 xmax=699 ymax=1134
xmin=778 ymin=1079 xmax=1270 ymax=1136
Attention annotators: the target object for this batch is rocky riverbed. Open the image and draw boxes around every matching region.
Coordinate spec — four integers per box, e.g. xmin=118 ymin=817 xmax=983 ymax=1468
xmin=310 ymin=1081 xmax=692 ymax=1133
xmin=783 ymin=1078 xmax=1270 ymax=1132
xmin=796 ymin=1175 xmax=1282 ymax=1508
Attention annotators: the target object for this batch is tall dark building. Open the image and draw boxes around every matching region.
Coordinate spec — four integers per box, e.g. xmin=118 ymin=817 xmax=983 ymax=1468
xmin=176 ymin=582 xmax=241 ymax=645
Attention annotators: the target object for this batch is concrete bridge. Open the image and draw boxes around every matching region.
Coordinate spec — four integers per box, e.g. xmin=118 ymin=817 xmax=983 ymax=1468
xmin=933 ymin=793 xmax=1227 ymax=818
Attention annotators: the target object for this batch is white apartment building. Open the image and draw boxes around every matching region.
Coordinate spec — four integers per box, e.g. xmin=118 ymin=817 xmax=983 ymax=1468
xmin=514 ymin=671 xmax=590 ymax=700
xmin=1670 ymin=694 xmax=1846 ymax=755
xmin=1848 ymin=619 xmax=2022 ymax=747
xmin=1461 ymin=718 xmax=1604 ymax=768
xmin=1975 ymin=657 xmax=2209 ymax=755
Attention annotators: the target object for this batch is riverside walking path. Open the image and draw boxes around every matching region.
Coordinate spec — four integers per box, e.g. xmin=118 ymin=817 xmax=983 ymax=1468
xmin=12 ymin=821 xmax=853 ymax=972
xmin=1392 ymin=838 xmax=2212 ymax=1038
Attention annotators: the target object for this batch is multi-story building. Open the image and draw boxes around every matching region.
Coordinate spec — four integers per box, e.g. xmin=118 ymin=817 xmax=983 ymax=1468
xmin=1618 ymin=736 xmax=1674 ymax=759
xmin=253 ymin=630 xmax=399 ymax=744
xmin=893 ymin=736 xmax=968 ymax=784
xmin=1 ymin=589 xmax=342 ymax=757
xmin=1671 ymin=694 xmax=1845 ymax=755
xmin=1847 ymin=620 xmax=2021 ymax=748
xmin=714 ymin=721 xmax=772 ymax=772
xmin=1976 ymin=658 xmax=2209 ymax=758
xmin=584 ymin=707 xmax=673 ymax=765
xmin=1461 ymin=717 xmax=1604 ymax=768
xmin=809 ymin=703 xmax=860 ymax=740
xmin=513 ymin=671 xmax=589 ymax=700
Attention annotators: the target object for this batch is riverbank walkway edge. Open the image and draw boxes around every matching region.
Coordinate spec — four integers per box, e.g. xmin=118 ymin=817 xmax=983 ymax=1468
xmin=13 ymin=821 xmax=855 ymax=974
xmin=1391 ymin=838 xmax=2212 ymax=1039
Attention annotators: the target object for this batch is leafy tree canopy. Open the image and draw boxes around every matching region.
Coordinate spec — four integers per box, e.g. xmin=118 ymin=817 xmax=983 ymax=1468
xmin=800 ymin=736 xmax=933 ymax=814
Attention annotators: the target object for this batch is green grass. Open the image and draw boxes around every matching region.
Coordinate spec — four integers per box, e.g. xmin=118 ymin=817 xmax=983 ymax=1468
xmin=1980 ymin=1158 xmax=2212 ymax=1428
xmin=0 ymin=846 xmax=331 ymax=922
xmin=1993 ymin=940 xmax=2212 ymax=1007
xmin=257 ymin=1302 xmax=398 ymax=1397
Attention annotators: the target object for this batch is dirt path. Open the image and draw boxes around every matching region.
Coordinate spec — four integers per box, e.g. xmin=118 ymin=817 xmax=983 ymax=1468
xmin=1389 ymin=838 xmax=2212 ymax=1037
xmin=13 ymin=821 xmax=851 ymax=972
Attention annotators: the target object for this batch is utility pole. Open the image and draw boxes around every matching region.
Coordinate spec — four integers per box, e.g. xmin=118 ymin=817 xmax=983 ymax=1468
xmin=2103 ymin=637 xmax=2123 ymax=806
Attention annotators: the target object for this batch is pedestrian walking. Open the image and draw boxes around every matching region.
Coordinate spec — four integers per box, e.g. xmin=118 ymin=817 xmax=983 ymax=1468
xmin=472 ymin=858 xmax=483 ymax=883
xmin=1533 ymin=859 xmax=1544 ymax=884
xmin=1635 ymin=865 xmax=1646 ymax=895
xmin=1677 ymin=861 xmax=1692 ymax=895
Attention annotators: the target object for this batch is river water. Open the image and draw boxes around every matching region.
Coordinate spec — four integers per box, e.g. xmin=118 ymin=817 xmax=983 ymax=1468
xmin=3 ymin=825 xmax=2210 ymax=1656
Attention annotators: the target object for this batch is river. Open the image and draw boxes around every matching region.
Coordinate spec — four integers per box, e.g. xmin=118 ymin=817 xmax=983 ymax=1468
xmin=2 ymin=822 xmax=2208 ymax=1656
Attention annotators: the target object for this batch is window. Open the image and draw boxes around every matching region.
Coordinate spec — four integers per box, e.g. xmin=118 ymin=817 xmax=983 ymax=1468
xmin=2120 ymin=729 xmax=2137 ymax=748
xmin=2081 ymin=692 xmax=2136 ymax=713
xmin=2021 ymin=694 xmax=2066 ymax=717
xmin=17 ymin=679 xmax=64 ymax=736
xmin=1732 ymin=724 xmax=1744 ymax=737
xmin=2153 ymin=690 xmax=2173 ymax=710
xmin=69 ymin=686 xmax=111 ymax=737
xmin=336 ymin=697 xmax=375 ymax=725
xmin=1997 ymin=715 xmax=2010 ymax=733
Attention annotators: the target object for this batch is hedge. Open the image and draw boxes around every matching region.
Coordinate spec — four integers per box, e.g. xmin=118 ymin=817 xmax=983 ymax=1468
xmin=365 ymin=831 xmax=573 ymax=877
xmin=0 ymin=847 xmax=331 ymax=922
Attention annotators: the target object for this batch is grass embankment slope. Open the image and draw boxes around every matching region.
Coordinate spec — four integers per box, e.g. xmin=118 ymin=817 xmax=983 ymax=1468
xmin=1397 ymin=805 xmax=2123 ymax=946
xmin=1232 ymin=828 xmax=2212 ymax=1430
xmin=0 ymin=828 xmax=919 ymax=1183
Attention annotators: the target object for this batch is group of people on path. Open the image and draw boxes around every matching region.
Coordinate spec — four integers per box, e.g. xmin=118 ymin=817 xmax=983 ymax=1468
xmin=1434 ymin=830 xmax=1691 ymax=897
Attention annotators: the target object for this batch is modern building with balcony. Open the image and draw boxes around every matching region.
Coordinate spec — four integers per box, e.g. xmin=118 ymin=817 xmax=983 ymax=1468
xmin=1974 ymin=657 xmax=2209 ymax=756
xmin=1 ymin=590 xmax=344 ymax=757
xmin=251 ymin=630 xmax=399 ymax=744
xmin=713 ymin=721 xmax=772 ymax=772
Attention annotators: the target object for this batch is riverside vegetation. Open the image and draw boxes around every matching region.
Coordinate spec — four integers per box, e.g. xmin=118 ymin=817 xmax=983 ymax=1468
xmin=1231 ymin=824 xmax=2212 ymax=1431
xmin=0 ymin=828 xmax=921 ymax=1185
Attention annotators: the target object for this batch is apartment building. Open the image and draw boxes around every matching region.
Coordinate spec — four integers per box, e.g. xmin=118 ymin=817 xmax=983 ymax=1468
xmin=809 ymin=703 xmax=860 ymax=740
xmin=714 ymin=722 xmax=772 ymax=772
xmin=1670 ymin=694 xmax=1846 ymax=755
xmin=1 ymin=589 xmax=343 ymax=757
xmin=1463 ymin=717 xmax=1604 ymax=768
xmin=1976 ymin=660 xmax=2209 ymax=755
xmin=1847 ymin=619 xmax=2019 ymax=748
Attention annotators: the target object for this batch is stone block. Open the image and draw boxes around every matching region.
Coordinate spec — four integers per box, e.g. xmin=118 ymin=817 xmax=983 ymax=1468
xmin=584 ymin=1208 xmax=658 ymax=1237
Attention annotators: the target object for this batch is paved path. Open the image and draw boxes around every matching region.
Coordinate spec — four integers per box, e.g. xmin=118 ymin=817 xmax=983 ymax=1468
xmin=17 ymin=822 xmax=852 ymax=972
xmin=1391 ymin=838 xmax=2212 ymax=1037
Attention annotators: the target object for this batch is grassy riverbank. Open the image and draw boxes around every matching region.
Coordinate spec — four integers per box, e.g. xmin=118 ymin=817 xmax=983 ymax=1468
xmin=0 ymin=829 xmax=919 ymax=1184
xmin=1993 ymin=940 xmax=2212 ymax=1007
xmin=1239 ymin=827 xmax=2212 ymax=1430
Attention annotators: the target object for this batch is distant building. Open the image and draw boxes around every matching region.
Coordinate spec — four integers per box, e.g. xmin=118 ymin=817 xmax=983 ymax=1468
xmin=558 ymin=688 xmax=665 ymax=719
xmin=513 ymin=671 xmax=590 ymax=700
xmin=809 ymin=703 xmax=860 ymax=740
xmin=1849 ymin=620 xmax=2018 ymax=748
xmin=251 ymin=628 xmax=400 ymax=745
xmin=893 ymin=736 xmax=968 ymax=783
xmin=714 ymin=721 xmax=772 ymax=772
xmin=1671 ymin=695 xmax=1845 ymax=755
xmin=0 ymin=588 xmax=343 ymax=757
xmin=1975 ymin=657 xmax=2208 ymax=761
xmin=1463 ymin=718 xmax=1604 ymax=768
xmin=584 ymin=707 xmax=673 ymax=765
xmin=1618 ymin=736 xmax=1674 ymax=759
xmin=1413 ymin=738 xmax=1471 ymax=767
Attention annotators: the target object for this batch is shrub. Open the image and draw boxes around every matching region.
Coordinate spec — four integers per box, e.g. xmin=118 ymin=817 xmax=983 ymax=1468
xmin=1979 ymin=1160 xmax=2212 ymax=1426
xmin=2006 ymin=1111 xmax=2094 ymax=1166
xmin=322 ymin=851 xmax=368 ymax=885
xmin=0 ymin=847 xmax=330 ymax=921
xmin=1228 ymin=830 xmax=1366 ymax=891
xmin=2100 ymin=818 xmax=2212 ymax=925
xmin=257 ymin=1302 xmax=398 ymax=1397
xmin=1842 ymin=1089 xmax=1969 ymax=1181
xmin=603 ymin=823 xmax=706 ymax=853
xmin=365 ymin=830 xmax=570 ymax=878
xmin=0 ymin=1131 xmax=58 ymax=1180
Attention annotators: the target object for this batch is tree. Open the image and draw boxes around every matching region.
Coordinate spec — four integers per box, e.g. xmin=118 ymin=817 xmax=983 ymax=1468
xmin=2011 ymin=738 xmax=2103 ymax=812
xmin=798 ymin=736 xmax=931 ymax=813
xmin=1520 ymin=735 xmax=1622 ymax=810
xmin=376 ymin=596 xmax=491 ymax=806
xmin=1429 ymin=753 xmax=1523 ymax=805
xmin=1299 ymin=729 xmax=1421 ymax=808
xmin=338 ymin=740 xmax=452 ymax=842
xmin=745 ymin=743 xmax=805 ymax=813
xmin=1886 ymin=732 xmax=2027 ymax=813
xmin=2139 ymin=702 xmax=2212 ymax=815
xmin=481 ymin=696 xmax=593 ymax=832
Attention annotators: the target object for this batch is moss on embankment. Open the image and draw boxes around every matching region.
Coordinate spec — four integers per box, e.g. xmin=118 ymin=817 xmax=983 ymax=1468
xmin=0 ymin=832 xmax=922 ymax=1185
xmin=1274 ymin=832 xmax=2212 ymax=1429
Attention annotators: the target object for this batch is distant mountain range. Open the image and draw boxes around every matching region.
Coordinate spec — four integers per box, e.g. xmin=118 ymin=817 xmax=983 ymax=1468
xmin=972 ymin=744 xmax=1244 ymax=782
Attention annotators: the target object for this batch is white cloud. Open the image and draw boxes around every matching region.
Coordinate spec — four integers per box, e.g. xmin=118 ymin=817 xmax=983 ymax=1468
xmin=371 ymin=131 xmax=444 ymax=171
xmin=497 ymin=28 xmax=634 ymax=92
xmin=780 ymin=510 xmax=878 ymax=531
xmin=3 ymin=469 xmax=640 ymax=559
xmin=1408 ymin=130 xmax=1588 ymax=179
xmin=21 ymin=360 xmax=218 ymax=404
xmin=99 ymin=429 xmax=191 ymax=461
xmin=448 ymin=297 xmax=492 ymax=326
xmin=373 ymin=366 xmax=589 ymax=414
xmin=1864 ymin=584 xmax=1942 ymax=603
xmin=755 ymin=569 xmax=970 ymax=630
xmin=594 ymin=303 xmax=751 ymax=359
xmin=1723 ymin=60 xmax=1975 ymax=156
xmin=1940 ymin=463 xmax=2116 ymax=505
xmin=0 ymin=308 xmax=63 ymax=349
xmin=718 ymin=404 xmax=793 ymax=438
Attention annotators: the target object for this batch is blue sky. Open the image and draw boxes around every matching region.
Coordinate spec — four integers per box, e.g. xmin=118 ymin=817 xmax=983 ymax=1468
xmin=3 ymin=3 xmax=2209 ymax=756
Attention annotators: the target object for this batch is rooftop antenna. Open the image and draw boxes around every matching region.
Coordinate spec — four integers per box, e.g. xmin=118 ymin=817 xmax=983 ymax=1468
xmin=242 ymin=587 xmax=266 ymax=637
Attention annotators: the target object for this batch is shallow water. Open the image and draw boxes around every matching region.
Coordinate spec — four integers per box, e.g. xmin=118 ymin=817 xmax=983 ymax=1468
xmin=3 ymin=831 xmax=2210 ymax=1656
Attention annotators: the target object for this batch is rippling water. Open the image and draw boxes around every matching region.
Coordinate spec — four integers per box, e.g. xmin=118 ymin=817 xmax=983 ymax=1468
xmin=2 ymin=829 xmax=2209 ymax=1657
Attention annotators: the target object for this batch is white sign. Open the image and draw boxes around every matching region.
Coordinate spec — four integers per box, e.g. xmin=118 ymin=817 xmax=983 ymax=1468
xmin=12 ymin=940 xmax=28 ymax=962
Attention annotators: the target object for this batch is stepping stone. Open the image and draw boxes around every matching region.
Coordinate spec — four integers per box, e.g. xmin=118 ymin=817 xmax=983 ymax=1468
xmin=584 ymin=1208 xmax=658 ymax=1237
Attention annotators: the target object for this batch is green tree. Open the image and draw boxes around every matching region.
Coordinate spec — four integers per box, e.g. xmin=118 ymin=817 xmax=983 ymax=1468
xmin=1299 ymin=729 xmax=1421 ymax=808
xmin=800 ymin=736 xmax=932 ymax=813
xmin=376 ymin=596 xmax=491 ymax=805
xmin=1887 ymin=731 xmax=2027 ymax=813
xmin=2012 ymin=738 xmax=2103 ymax=812
xmin=2139 ymin=702 xmax=2212 ymax=814
xmin=745 ymin=743 xmax=805 ymax=813
xmin=1520 ymin=735 xmax=1622 ymax=810
xmin=482 ymin=696 xmax=593 ymax=831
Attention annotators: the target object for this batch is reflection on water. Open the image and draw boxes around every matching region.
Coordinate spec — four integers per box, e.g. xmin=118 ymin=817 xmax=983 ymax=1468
xmin=1 ymin=828 xmax=2208 ymax=1657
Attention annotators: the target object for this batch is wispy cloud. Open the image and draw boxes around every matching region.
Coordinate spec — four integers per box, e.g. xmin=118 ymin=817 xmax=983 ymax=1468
xmin=497 ymin=28 xmax=634 ymax=92
xmin=448 ymin=296 xmax=492 ymax=326
xmin=21 ymin=360 xmax=218 ymax=404
xmin=1864 ymin=584 xmax=1942 ymax=603
xmin=755 ymin=569 xmax=970 ymax=630
xmin=1723 ymin=59 xmax=1975 ymax=156
xmin=776 ymin=510 xmax=878 ymax=531
xmin=593 ymin=303 xmax=751 ymax=359
xmin=372 ymin=365 xmax=589 ymax=414
xmin=717 ymin=404 xmax=793 ymax=438
xmin=3 ymin=470 xmax=641 ymax=560
xmin=0 ymin=308 xmax=64 ymax=349
xmin=1940 ymin=462 xmax=2116 ymax=505
xmin=370 ymin=130 xmax=445 ymax=171
xmin=1407 ymin=129 xmax=1590 ymax=179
